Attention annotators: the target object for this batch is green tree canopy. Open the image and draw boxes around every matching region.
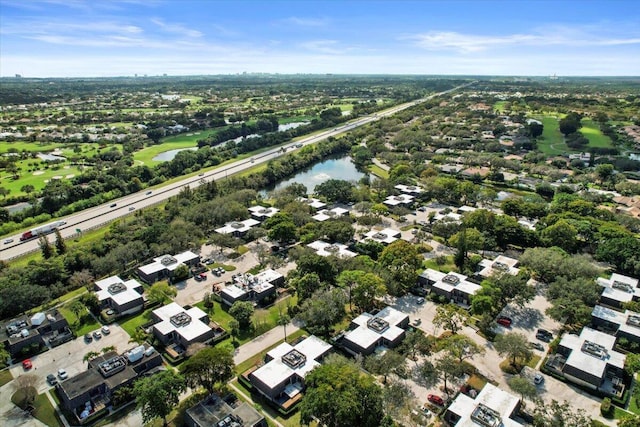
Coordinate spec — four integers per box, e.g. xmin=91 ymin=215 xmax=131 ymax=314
xmin=134 ymin=370 xmax=186 ymax=427
xmin=179 ymin=346 xmax=235 ymax=394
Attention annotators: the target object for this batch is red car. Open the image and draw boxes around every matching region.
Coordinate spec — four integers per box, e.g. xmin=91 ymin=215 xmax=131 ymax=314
xmin=427 ymin=394 xmax=444 ymax=406
xmin=22 ymin=359 xmax=32 ymax=370
xmin=497 ymin=316 xmax=512 ymax=327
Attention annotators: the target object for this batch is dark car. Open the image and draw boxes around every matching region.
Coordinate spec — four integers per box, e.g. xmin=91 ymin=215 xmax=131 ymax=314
xmin=109 ymin=203 xmax=117 ymax=208
xmin=529 ymin=342 xmax=545 ymax=351
xmin=536 ymin=329 xmax=553 ymax=342
xmin=497 ymin=316 xmax=512 ymax=327
xmin=46 ymin=374 xmax=57 ymax=385
xmin=84 ymin=333 xmax=93 ymax=342
xmin=194 ymin=273 xmax=206 ymax=282
xmin=427 ymin=394 xmax=444 ymax=406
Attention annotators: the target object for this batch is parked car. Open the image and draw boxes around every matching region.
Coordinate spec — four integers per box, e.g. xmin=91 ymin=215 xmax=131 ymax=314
xmin=416 ymin=297 xmax=425 ymax=305
xmin=58 ymin=368 xmax=68 ymax=380
xmin=101 ymin=325 xmax=111 ymax=335
xmin=22 ymin=359 xmax=32 ymax=370
xmin=84 ymin=333 xmax=93 ymax=342
xmin=194 ymin=273 xmax=207 ymax=282
xmin=529 ymin=342 xmax=545 ymax=351
xmin=534 ymin=373 xmax=544 ymax=385
xmin=427 ymin=394 xmax=444 ymax=406
xmin=497 ymin=316 xmax=512 ymax=327
xmin=536 ymin=329 xmax=553 ymax=342
xmin=417 ymin=206 xmax=427 ymax=212
xmin=46 ymin=374 xmax=58 ymax=385
xmin=93 ymin=330 xmax=102 ymax=339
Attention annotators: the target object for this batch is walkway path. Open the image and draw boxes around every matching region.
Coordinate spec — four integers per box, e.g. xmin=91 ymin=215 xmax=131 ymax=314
xmin=0 ymin=378 xmax=47 ymax=427
xmin=233 ymin=320 xmax=301 ymax=365
xmin=372 ymin=158 xmax=390 ymax=171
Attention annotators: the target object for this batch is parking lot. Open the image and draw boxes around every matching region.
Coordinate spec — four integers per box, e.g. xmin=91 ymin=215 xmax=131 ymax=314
xmin=9 ymin=323 xmax=130 ymax=394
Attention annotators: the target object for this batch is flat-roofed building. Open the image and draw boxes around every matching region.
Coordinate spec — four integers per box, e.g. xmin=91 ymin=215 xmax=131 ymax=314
xmin=185 ymin=394 xmax=266 ymax=427
xmin=419 ymin=269 xmax=481 ymax=306
xmin=363 ymin=228 xmax=400 ymax=245
xmin=341 ymin=306 xmax=409 ymax=356
xmin=307 ymin=240 xmax=356 ymax=258
xmin=151 ymin=303 xmax=221 ymax=348
xmin=384 ymin=194 xmax=414 ymax=207
xmin=444 ymin=383 xmax=523 ymax=427
xmin=592 ymin=305 xmax=640 ymax=344
xmin=477 ymin=255 xmax=520 ymax=278
xmin=548 ymin=327 xmax=626 ymax=397
xmin=95 ymin=276 xmax=144 ymax=316
xmin=248 ymin=205 xmax=280 ymax=221
xmin=1 ymin=309 xmax=70 ymax=358
xmin=56 ymin=344 xmax=162 ymax=423
xmin=297 ymin=197 xmax=327 ymax=211
xmin=220 ymin=269 xmax=283 ymax=307
xmin=312 ymin=207 xmax=349 ymax=222
xmin=249 ymin=335 xmax=332 ymax=411
xmin=137 ymin=251 xmax=200 ymax=284
xmin=395 ymin=184 xmax=423 ymax=194
xmin=214 ymin=218 xmax=260 ymax=237
xmin=597 ymin=273 xmax=640 ymax=308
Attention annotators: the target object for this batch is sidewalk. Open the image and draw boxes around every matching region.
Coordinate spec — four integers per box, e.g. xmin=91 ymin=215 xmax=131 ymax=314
xmin=233 ymin=321 xmax=301 ymax=365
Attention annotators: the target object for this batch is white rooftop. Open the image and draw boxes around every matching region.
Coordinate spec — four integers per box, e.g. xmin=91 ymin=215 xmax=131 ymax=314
xmin=447 ymin=383 xmax=523 ymax=427
xmin=421 ymin=269 xmax=481 ymax=297
xmin=560 ymin=327 xmax=625 ymax=379
xmin=384 ymin=194 xmax=414 ymax=206
xmin=364 ymin=228 xmax=400 ymax=245
xmin=307 ymin=240 xmax=357 ymax=258
xmin=152 ymin=302 xmax=212 ymax=343
xmin=434 ymin=211 xmax=462 ymax=222
xmin=477 ymin=255 xmax=520 ymax=278
xmin=215 ymin=218 xmax=260 ymax=235
xmin=248 ymin=205 xmax=280 ymax=219
xmin=95 ymin=276 xmax=143 ymax=306
xmin=592 ymin=305 xmax=640 ymax=339
xmin=220 ymin=284 xmax=247 ymax=300
xmin=251 ymin=335 xmax=332 ymax=389
xmin=312 ymin=207 xmax=349 ymax=222
xmin=344 ymin=306 xmax=408 ymax=353
xmin=297 ymin=197 xmax=327 ymax=210
xmin=597 ymin=273 xmax=640 ymax=304
xmin=394 ymin=184 xmax=423 ymax=194
xmin=138 ymin=251 xmax=199 ymax=275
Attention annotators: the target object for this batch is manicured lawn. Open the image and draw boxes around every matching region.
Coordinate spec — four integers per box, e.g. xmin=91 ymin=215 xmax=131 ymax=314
xmin=0 ymin=141 xmax=60 ymax=154
xmin=368 ymin=164 xmax=389 ymax=179
xmin=59 ymin=304 xmax=101 ymax=336
xmin=493 ymin=101 xmax=507 ymax=113
xmin=581 ymin=119 xmax=613 ymax=148
xmin=537 ymin=116 xmax=568 ymax=155
xmin=119 ymin=308 xmax=154 ymax=337
xmin=27 ymin=287 xmax=87 ymax=315
xmin=235 ymin=328 xmax=307 ymax=375
xmin=423 ymin=255 xmax=456 ymax=273
xmin=278 ymin=115 xmax=315 ymax=124
xmin=231 ymin=378 xmax=304 ymax=427
xmin=12 ymin=389 xmax=63 ymax=427
xmin=0 ymin=165 xmax=84 ymax=195
xmin=132 ymin=127 xmax=228 ymax=164
xmin=0 ymin=369 xmax=13 ymax=386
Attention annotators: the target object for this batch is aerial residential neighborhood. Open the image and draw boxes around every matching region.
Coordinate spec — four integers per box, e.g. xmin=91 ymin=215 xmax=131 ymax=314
xmin=1 ymin=1 xmax=640 ymax=427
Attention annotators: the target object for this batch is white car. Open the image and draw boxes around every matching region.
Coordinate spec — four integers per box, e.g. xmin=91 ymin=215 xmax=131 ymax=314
xmin=534 ymin=373 xmax=544 ymax=385
xmin=58 ymin=368 xmax=68 ymax=380
xmin=3 ymin=238 xmax=13 ymax=244
xmin=101 ymin=325 xmax=111 ymax=335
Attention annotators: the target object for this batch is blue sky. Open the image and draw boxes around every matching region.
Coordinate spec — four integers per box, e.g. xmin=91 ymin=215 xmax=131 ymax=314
xmin=1 ymin=0 xmax=639 ymax=77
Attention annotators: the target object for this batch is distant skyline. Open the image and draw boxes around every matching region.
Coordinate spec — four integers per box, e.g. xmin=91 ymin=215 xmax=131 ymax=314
xmin=1 ymin=0 xmax=639 ymax=77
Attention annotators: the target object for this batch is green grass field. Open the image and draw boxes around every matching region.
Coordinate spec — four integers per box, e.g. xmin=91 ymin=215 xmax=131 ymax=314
xmin=59 ymin=304 xmax=101 ymax=336
xmin=0 ymin=369 xmax=13 ymax=387
xmin=368 ymin=164 xmax=389 ymax=179
xmin=0 ymin=165 xmax=84 ymax=195
xmin=133 ymin=127 xmax=228 ymax=164
xmin=581 ymin=119 xmax=613 ymax=148
xmin=537 ymin=116 xmax=569 ymax=155
xmin=493 ymin=101 xmax=507 ymax=113
xmin=0 ymin=141 xmax=60 ymax=154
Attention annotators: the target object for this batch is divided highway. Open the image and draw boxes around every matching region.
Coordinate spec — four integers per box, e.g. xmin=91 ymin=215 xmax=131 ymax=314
xmin=0 ymin=82 xmax=474 ymax=261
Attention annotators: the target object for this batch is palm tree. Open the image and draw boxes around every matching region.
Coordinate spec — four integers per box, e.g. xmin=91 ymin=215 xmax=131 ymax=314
xmin=277 ymin=310 xmax=290 ymax=343
xmin=68 ymin=300 xmax=86 ymax=326
xmin=83 ymin=351 xmax=99 ymax=366
xmin=128 ymin=328 xmax=149 ymax=345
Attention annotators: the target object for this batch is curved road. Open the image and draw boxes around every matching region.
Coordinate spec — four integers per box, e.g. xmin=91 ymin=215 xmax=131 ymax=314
xmin=0 ymin=81 xmax=474 ymax=261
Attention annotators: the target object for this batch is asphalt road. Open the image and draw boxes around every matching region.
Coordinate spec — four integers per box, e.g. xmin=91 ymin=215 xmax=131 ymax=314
xmin=0 ymin=82 xmax=474 ymax=261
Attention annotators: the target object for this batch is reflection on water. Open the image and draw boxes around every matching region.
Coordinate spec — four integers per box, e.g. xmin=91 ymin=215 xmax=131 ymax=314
xmin=152 ymin=147 xmax=197 ymax=161
xmin=265 ymin=156 xmax=367 ymax=194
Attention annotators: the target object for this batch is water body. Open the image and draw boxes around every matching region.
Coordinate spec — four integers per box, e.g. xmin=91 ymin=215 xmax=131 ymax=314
xmin=278 ymin=122 xmax=309 ymax=132
xmin=152 ymin=147 xmax=198 ymax=161
xmin=264 ymin=156 xmax=367 ymax=194
xmin=629 ymin=153 xmax=640 ymax=161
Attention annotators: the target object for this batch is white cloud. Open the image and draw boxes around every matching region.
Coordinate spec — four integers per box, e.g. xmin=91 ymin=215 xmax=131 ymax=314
xmin=299 ymin=39 xmax=345 ymax=55
xmin=408 ymin=27 xmax=640 ymax=52
xmin=150 ymin=18 xmax=203 ymax=38
xmin=283 ymin=16 xmax=328 ymax=27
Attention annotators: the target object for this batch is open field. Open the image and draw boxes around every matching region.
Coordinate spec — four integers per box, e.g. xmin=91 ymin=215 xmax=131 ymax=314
xmin=0 ymin=141 xmax=60 ymax=154
xmin=581 ymin=119 xmax=613 ymax=148
xmin=493 ymin=101 xmax=507 ymax=113
xmin=537 ymin=116 xmax=568 ymax=155
xmin=0 ymin=164 xmax=84 ymax=195
xmin=132 ymin=127 xmax=228 ymax=164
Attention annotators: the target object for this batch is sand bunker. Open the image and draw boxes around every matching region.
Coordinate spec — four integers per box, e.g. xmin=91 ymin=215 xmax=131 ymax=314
xmin=52 ymin=175 xmax=62 ymax=180
xmin=33 ymin=170 xmax=45 ymax=176
xmin=65 ymin=174 xmax=75 ymax=179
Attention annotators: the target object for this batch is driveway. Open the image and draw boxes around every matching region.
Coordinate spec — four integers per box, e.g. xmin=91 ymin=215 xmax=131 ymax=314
xmin=9 ymin=324 xmax=130 ymax=395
